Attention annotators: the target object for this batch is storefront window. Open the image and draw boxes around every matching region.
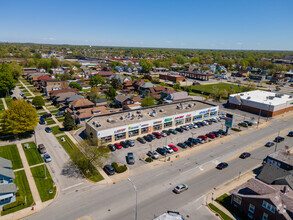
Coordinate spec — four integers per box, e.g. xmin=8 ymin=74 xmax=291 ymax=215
xmin=175 ymin=119 xmax=184 ymax=126
xmin=193 ymin=115 xmax=202 ymax=121
xmin=210 ymin=111 xmax=217 ymax=117
xmin=101 ymin=135 xmax=112 ymax=143
xmin=153 ymin=124 xmax=162 ymax=131
xmin=185 ymin=117 xmax=191 ymax=123
xmin=164 ymin=121 xmax=173 ymax=128
xmin=129 ymin=129 xmax=139 ymax=137
xmin=114 ymin=132 xmax=126 ymax=141
xmin=141 ymin=127 xmax=149 ymax=134
xmin=203 ymin=113 xmax=209 ymax=119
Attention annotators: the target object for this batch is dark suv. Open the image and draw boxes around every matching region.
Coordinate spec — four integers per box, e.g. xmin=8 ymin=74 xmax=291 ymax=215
xmin=104 ymin=165 xmax=115 ymax=175
xmin=274 ymin=136 xmax=285 ymax=143
xmin=41 ymin=113 xmax=52 ymax=119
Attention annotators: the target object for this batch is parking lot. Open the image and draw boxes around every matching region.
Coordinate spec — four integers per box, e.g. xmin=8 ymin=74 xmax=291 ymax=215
xmin=106 ymin=113 xmax=250 ymax=170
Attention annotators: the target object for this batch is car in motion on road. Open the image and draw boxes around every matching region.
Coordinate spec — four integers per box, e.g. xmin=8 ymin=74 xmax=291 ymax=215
xmin=38 ymin=144 xmax=47 ymax=154
xmin=147 ymin=151 xmax=159 ymax=159
xmin=265 ymin=142 xmax=275 ymax=147
xmin=173 ymin=184 xmax=189 ymax=194
xmin=239 ymin=152 xmax=251 ymax=159
xmin=127 ymin=152 xmax=135 ymax=165
xmin=216 ymin=162 xmax=228 ymax=170
xmin=103 ymin=164 xmax=115 ymax=175
xmin=43 ymin=153 xmax=52 ymax=163
xmin=114 ymin=143 xmax=122 ymax=149
xmin=137 ymin=137 xmax=146 ymax=144
xmin=274 ymin=136 xmax=285 ymax=143
xmin=157 ymin=147 xmax=167 ymax=156
xmin=108 ymin=144 xmax=116 ymax=151
xmin=45 ymin=127 xmax=52 ymax=133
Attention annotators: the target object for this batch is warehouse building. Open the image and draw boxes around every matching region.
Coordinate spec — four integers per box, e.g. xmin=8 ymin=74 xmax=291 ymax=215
xmin=228 ymin=90 xmax=293 ymax=117
xmin=85 ymin=100 xmax=219 ymax=145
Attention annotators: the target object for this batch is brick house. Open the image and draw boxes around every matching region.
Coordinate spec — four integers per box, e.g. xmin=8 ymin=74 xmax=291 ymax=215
xmin=230 ymin=178 xmax=293 ymax=220
xmin=40 ymin=79 xmax=69 ymax=95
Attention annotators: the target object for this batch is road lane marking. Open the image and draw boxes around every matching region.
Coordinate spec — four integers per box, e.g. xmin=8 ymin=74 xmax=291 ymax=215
xmin=62 ymin=182 xmax=84 ymax=191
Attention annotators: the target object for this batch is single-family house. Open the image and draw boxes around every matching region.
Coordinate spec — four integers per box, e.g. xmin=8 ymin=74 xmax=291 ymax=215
xmin=138 ymin=82 xmax=155 ymax=95
xmin=40 ymin=80 xmax=69 ymax=95
xmin=69 ymin=98 xmax=95 ymax=110
xmin=49 ymin=88 xmax=79 ymax=100
xmin=113 ymin=95 xmax=134 ymax=108
xmin=161 ymin=91 xmax=190 ymax=103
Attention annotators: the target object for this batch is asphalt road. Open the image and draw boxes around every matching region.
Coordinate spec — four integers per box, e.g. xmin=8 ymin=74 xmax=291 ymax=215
xmin=26 ymin=115 xmax=293 ymax=220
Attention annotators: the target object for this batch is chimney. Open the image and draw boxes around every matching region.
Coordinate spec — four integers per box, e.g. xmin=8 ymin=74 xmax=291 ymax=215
xmin=282 ymin=186 xmax=287 ymax=194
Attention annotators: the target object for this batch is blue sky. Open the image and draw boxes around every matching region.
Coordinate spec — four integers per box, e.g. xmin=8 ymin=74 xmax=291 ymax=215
xmin=0 ymin=0 xmax=292 ymax=50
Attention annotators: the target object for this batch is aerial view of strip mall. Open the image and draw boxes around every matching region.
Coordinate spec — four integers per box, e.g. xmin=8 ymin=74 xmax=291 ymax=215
xmin=0 ymin=1 xmax=293 ymax=220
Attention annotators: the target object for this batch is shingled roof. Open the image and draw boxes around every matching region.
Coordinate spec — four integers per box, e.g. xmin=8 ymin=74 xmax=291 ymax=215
xmin=70 ymin=98 xmax=95 ymax=108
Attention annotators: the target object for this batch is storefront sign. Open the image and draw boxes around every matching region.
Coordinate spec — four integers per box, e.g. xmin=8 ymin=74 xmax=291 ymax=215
xmin=225 ymin=113 xmax=234 ymax=128
xmin=141 ymin=123 xmax=149 ymax=127
xmin=153 ymin=121 xmax=162 ymax=125
xmin=186 ymin=114 xmax=191 ymax=117
xmin=114 ymin=128 xmax=126 ymax=134
xmin=175 ymin=115 xmax=184 ymax=120
xmin=128 ymin=126 xmax=139 ymax=130
xmin=164 ymin=118 xmax=172 ymax=122
xmin=199 ymin=108 xmax=216 ymax=115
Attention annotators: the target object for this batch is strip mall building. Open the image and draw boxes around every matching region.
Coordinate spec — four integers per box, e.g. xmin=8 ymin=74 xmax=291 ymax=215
xmin=85 ymin=100 xmax=219 ymax=145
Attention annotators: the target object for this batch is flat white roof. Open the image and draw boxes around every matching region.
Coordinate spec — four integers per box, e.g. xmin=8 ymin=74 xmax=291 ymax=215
xmin=230 ymin=90 xmax=293 ymax=106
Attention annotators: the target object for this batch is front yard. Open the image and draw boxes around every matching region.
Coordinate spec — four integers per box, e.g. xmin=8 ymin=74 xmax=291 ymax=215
xmin=0 ymin=145 xmax=23 ymax=170
xmin=51 ymin=126 xmax=64 ymax=135
xmin=22 ymin=142 xmax=44 ymax=166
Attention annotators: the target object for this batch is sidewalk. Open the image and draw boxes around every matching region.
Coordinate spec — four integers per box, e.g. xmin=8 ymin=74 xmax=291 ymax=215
xmin=2 ymin=97 xmax=8 ymax=110
xmin=205 ymin=167 xmax=258 ymax=220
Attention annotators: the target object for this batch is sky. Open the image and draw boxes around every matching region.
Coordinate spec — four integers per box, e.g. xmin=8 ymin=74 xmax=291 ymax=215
xmin=0 ymin=0 xmax=293 ymax=50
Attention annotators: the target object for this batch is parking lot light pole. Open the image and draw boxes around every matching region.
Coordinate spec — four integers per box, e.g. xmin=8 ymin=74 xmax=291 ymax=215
xmin=127 ymin=178 xmax=138 ymax=220
xmin=191 ymin=132 xmax=196 ymax=139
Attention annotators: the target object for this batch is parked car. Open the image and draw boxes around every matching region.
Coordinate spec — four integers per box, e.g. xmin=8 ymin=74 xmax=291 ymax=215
xmin=162 ymin=130 xmax=171 ymax=136
xmin=147 ymin=151 xmax=159 ymax=159
xmin=160 ymin=132 xmax=167 ymax=137
xmin=202 ymin=121 xmax=209 ymax=126
xmin=127 ymin=152 xmax=135 ymax=164
xmin=114 ymin=143 xmax=122 ymax=149
xmin=178 ymin=142 xmax=187 ymax=149
xmin=182 ymin=125 xmax=190 ymax=131
xmin=157 ymin=147 xmax=167 ymax=156
xmin=43 ymin=153 xmax=52 ymax=163
xmin=39 ymin=118 xmax=45 ymax=125
xmin=287 ymin=131 xmax=293 ymax=137
xmin=205 ymin=119 xmax=213 ymax=125
xmin=184 ymin=140 xmax=194 ymax=147
xmin=238 ymin=122 xmax=248 ymax=127
xmin=164 ymin=145 xmax=174 ymax=153
xmin=244 ymin=121 xmax=253 ymax=126
xmin=206 ymin=133 xmax=216 ymax=139
xmin=148 ymin=134 xmax=156 ymax=140
xmin=195 ymin=138 xmax=205 ymax=144
xmin=216 ymin=162 xmax=228 ymax=170
xmin=38 ymin=144 xmax=47 ymax=154
xmin=41 ymin=113 xmax=52 ymax=119
xmin=188 ymin=137 xmax=198 ymax=144
xmin=192 ymin=123 xmax=198 ymax=128
xmin=173 ymin=184 xmax=188 ymax=194
xmin=55 ymin=111 xmax=65 ymax=116
xmin=217 ymin=130 xmax=227 ymax=136
xmin=120 ymin=141 xmax=129 ymax=148
xmin=265 ymin=142 xmax=275 ymax=147
xmin=211 ymin=118 xmax=218 ymax=123
xmin=108 ymin=144 xmax=116 ymax=151
xmin=104 ymin=164 xmax=115 ymax=175
xmin=198 ymin=135 xmax=207 ymax=141
xmin=12 ymin=97 xmax=17 ymax=101
xmin=168 ymin=144 xmax=178 ymax=152
xmin=137 ymin=137 xmax=146 ymax=144
xmin=274 ymin=136 xmax=285 ymax=143
xmin=198 ymin=122 xmax=206 ymax=126
xmin=175 ymin=127 xmax=184 ymax=133
xmin=126 ymin=140 xmax=135 ymax=147
xmin=210 ymin=131 xmax=220 ymax=137
xmin=169 ymin=129 xmax=178 ymax=134
xmin=45 ymin=127 xmax=52 ymax=133
xmin=195 ymin=122 xmax=202 ymax=128
xmin=27 ymin=100 xmax=31 ymax=104
xmin=239 ymin=152 xmax=251 ymax=159
xmin=152 ymin=132 xmax=162 ymax=139
xmin=143 ymin=135 xmax=152 ymax=142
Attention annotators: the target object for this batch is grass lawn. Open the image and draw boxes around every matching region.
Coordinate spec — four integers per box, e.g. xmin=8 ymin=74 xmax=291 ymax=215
xmin=46 ymin=106 xmax=57 ymax=110
xmin=208 ymin=203 xmax=233 ymax=220
xmin=0 ymin=145 xmax=23 ymax=169
xmin=215 ymin=194 xmax=247 ymax=219
xmin=4 ymin=97 xmax=12 ymax=107
xmin=38 ymin=111 xmax=48 ymax=116
xmin=22 ymin=142 xmax=43 ymax=166
xmin=20 ymin=88 xmax=29 ymax=93
xmin=51 ymin=126 xmax=64 ymax=135
xmin=57 ymin=118 xmax=65 ymax=122
xmin=31 ymin=165 xmax=56 ymax=202
xmin=1 ymin=170 xmax=34 ymax=215
xmin=45 ymin=118 xmax=56 ymax=125
xmin=57 ymin=135 xmax=104 ymax=182
xmin=49 ymin=109 xmax=59 ymax=114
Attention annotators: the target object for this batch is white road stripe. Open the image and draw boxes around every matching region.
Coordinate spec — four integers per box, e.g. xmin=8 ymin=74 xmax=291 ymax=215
xmin=62 ymin=182 xmax=84 ymax=191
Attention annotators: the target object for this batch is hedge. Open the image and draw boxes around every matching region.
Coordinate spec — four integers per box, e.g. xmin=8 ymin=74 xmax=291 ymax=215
xmin=2 ymin=197 xmax=24 ymax=211
xmin=145 ymin=157 xmax=153 ymax=163
xmin=111 ymin=162 xmax=127 ymax=173
xmin=231 ymin=127 xmax=242 ymax=132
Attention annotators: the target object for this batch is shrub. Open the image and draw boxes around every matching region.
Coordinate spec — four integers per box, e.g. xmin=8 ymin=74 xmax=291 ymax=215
xmin=111 ymin=162 xmax=127 ymax=173
xmin=231 ymin=127 xmax=241 ymax=132
xmin=145 ymin=157 xmax=153 ymax=163
xmin=238 ymin=123 xmax=248 ymax=127
xmin=2 ymin=197 xmax=24 ymax=211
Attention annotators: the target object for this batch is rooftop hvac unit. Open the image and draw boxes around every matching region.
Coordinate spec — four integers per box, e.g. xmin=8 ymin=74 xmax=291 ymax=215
xmin=240 ymin=94 xmax=244 ymax=96
xmin=247 ymin=96 xmax=251 ymax=99
xmin=268 ymin=96 xmax=275 ymax=99
xmin=120 ymin=116 xmax=124 ymax=120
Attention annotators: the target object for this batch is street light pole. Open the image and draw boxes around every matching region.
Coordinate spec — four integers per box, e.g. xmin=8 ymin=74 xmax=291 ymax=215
xmin=275 ymin=131 xmax=280 ymax=152
xmin=127 ymin=178 xmax=138 ymax=220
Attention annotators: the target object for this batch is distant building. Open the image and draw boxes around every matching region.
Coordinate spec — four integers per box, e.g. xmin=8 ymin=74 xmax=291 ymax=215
xmin=159 ymin=73 xmax=185 ymax=82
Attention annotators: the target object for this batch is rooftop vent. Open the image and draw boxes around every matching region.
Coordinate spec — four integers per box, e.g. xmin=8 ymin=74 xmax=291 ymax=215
xmin=247 ymin=96 xmax=251 ymax=99
xmin=240 ymin=94 xmax=244 ymax=96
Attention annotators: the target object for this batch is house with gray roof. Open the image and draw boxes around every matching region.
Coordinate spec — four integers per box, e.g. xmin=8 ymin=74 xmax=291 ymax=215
xmin=65 ymin=94 xmax=84 ymax=104
xmin=0 ymin=157 xmax=17 ymax=208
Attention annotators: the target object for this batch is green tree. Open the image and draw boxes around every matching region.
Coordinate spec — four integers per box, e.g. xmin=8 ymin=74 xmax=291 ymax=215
xmin=32 ymin=96 xmax=45 ymax=108
xmin=174 ymin=55 xmax=186 ymax=64
xmin=69 ymin=82 xmax=82 ymax=91
xmin=106 ymin=86 xmax=117 ymax=100
xmin=139 ymin=59 xmax=153 ymax=73
xmin=88 ymin=87 xmax=100 ymax=101
xmin=173 ymin=82 xmax=181 ymax=90
xmin=141 ymin=96 xmax=155 ymax=107
xmin=9 ymin=62 xmax=23 ymax=79
xmin=2 ymin=99 xmax=38 ymax=134
xmin=111 ymin=78 xmax=121 ymax=89
xmin=37 ymin=59 xmax=51 ymax=72
xmin=63 ymin=112 xmax=75 ymax=131
xmin=89 ymin=75 xmax=106 ymax=87
xmin=34 ymin=53 xmax=42 ymax=59
xmin=51 ymin=58 xmax=60 ymax=68
xmin=0 ymin=64 xmax=15 ymax=96
xmin=108 ymin=61 xmax=121 ymax=68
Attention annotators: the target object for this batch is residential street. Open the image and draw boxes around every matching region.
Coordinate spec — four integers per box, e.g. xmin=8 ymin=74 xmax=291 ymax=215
xmin=26 ymin=115 xmax=293 ymax=220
